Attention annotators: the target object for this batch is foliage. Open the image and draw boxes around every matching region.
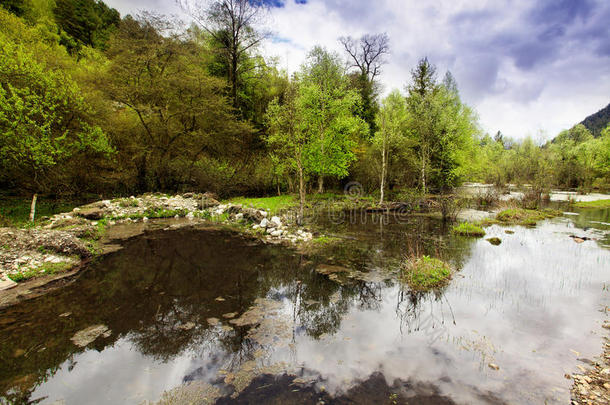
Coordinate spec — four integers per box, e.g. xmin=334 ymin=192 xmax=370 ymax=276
xmin=580 ymin=102 xmax=610 ymax=137
xmin=401 ymin=255 xmax=451 ymax=291
xmin=452 ymin=222 xmax=485 ymax=237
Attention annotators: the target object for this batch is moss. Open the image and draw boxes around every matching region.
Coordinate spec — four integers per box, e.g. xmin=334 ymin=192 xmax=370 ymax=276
xmin=8 ymin=261 xmax=74 ymax=283
xmin=401 ymin=256 xmax=452 ymax=291
xmin=453 ymin=222 xmax=486 ymax=237
xmin=487 ymin=237 xmax=502 ymax=246
xmin=311 ymin=236 xmax=341 ymax=245
xmin=574 ymin=199 xmax=610 ymax=209
xmin=495 ymin=208 xmax=561 ymax=225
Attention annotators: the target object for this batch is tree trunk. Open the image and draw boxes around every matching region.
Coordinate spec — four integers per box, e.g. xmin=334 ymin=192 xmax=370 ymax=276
xmin=29 ymin=194 xmax=38 ymax=222
xmin=420 ymin=152 xmax=427 ymax=194
xmin=317 ymin=176 xmax=324 ymax=193
xmin=298 ymin=165 xmax=305 ymax=226
xmin=380 ymin=136 xmax=387 ymax=205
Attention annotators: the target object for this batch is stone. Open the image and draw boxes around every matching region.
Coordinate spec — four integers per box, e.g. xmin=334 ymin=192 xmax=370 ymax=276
xmin=76 ymin=207 xmax=105 ymax=220
xmin=488 ymin=363 xmax=500 ymax=371
xmin=259 ymin=211 xmax=268 ymax=218
xmin=271 ymin=230 xmax=282 ymax=237
xmin=235 ymin=213 xmax=244 ymax=220
xmin=70 ymin=325 xmax=111 ymax=347
xmin=186 ymin=212 xmax=195 ymax=220
xmin=270 ymin=216 xmax=282 ymax=228
xmin=0 ymin=278 xmax=17 ymax=291
xmin=260 ymin=218 xmax=269 ymax=228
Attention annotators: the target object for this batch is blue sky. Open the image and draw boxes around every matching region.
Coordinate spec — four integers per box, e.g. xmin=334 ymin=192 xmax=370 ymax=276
xmin=105 ymin=0 xmax=610 ymax=140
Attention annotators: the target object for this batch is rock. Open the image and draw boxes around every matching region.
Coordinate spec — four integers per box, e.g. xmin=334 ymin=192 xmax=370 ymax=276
xmin=266 ymin=227 xmax=275 ymax=234
xmin=178 ymin=322 xmax=196 ymax=331
xmin=186 ymin=212 xmax=195 ymax=220
xmin=270 ymin=216 xmax=282 ymax=228
xmin=488 ymin=363 xmax=500 ymax=371
xmin=271 ymin=230 xmax=283 ymax=237
xmin=76 ymin=207 xmax=105 ymax=220
xmin=260 ymin=218 xmax=269 ymax=228
xmin=252 ymin=225 xmax=260 ymax=230
xmin=235 ymin=213 xmax=244 ymax=220
xmin=259 ymin=211 xmax=268 ymax=218
xmin=0 ymin=278 xmax=17 ymax=291
xmin=487 ymin=237 xmax=502 ymax=246
xmin=70 ymin=325 xmax=111 ymax=347
xmin=242 ymin=208 xmax=264 ymax=222
xmin=143 ymin=217 xmax=149 ymax=222
xmin=505 ymin=230 xmax=515 ymax=234
xmin=182 ymin=192 xmax=194 ymax=198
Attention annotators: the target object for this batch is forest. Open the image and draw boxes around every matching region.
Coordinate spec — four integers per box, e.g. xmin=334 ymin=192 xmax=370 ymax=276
xmin=1 ymin=0 xmax=609 ymax=208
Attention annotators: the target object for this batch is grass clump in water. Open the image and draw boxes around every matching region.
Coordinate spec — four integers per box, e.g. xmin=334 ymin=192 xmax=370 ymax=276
xmin=496 ymin=208 xmax=561 ymax=225
xmin=401 ymin=255 xmax=452 ymax=291
xmin=453 ymin=222 xmax=485 ymax=237
xmin=487 ymin=237 xmax=502 ymax=246
xmin=574 ymin=199 xmax=610 ymax=209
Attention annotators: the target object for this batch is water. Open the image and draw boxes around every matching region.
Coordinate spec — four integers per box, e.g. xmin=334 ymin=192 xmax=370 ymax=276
xmin=0 ymin=210 xmax=609 ymax=404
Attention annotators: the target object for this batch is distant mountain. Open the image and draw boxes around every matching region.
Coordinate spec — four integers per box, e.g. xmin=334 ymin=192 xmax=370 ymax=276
xmin=580 ymin=102 xmax=610 ymax=137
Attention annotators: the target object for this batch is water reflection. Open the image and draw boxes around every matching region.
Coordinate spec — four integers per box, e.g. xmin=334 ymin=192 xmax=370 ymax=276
xmin=0 ymin=211 xmax=608 ymax=404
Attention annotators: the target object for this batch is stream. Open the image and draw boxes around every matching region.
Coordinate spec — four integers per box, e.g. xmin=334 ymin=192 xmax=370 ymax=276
xmin=0 ymin=207 xmax=609 ymax=404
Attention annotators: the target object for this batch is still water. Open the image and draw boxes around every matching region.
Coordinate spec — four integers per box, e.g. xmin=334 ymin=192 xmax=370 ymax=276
xmin=1 ymin=209 xmax=609 ymax=404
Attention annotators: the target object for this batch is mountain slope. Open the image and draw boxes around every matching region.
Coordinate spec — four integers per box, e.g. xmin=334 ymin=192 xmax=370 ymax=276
xmin=580 ymin=102 xmax=610 ymax=137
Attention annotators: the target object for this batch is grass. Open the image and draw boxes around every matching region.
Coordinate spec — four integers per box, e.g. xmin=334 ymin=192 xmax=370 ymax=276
xmin=227 ymin=195 xmax=297 ymax=214
xmin=487 ymin=237 xmax=502 ymax=246
xmin=311 ymin=236 xmax=341 ymax=245
xmin=453 ymin=222 xmax=486 ymax=237
xmin=8 ymin=261 xmax=74 ymax=283
xmin=0 ymin=196 xmax=80 ymax=227
xmin=495 ymin=208 xmax=562 ymax=226
xmin=401 ymin=255 xmax=452 ymax=291
xmin=574 ymin=199 xmax=610 ymax=209
xmin=112 ymin=208 xmax=189 ymax=221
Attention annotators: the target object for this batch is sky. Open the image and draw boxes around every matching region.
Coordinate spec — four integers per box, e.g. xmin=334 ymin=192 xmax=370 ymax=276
xmin=104 ymin=0 xmax=610 ymax=140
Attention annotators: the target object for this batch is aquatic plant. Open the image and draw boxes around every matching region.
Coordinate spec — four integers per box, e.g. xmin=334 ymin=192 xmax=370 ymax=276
xmin=574 ymin=199 xmax=610 ymax=209
xmin=452 ymin=222 xmax=486 ymax=237
xmin=401 ymin=255 xmax=452 ymax=291
xmin=495 ymin=208 xmax=561 ymax=225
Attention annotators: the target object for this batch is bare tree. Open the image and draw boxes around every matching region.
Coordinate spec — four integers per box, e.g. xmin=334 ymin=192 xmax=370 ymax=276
xmin=339 ymin=33 xmax=390 ymax=81
xmin=178 ymin=0 xmax=269 ymax=109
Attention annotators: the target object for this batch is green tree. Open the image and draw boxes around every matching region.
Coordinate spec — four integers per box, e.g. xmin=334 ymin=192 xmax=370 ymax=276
xmin=300 ymin=46 xmax=367 ymax=192
xmin=374 ymin=90 xmax=409 ymax=204
xmin=0 ymin=11 xmax=113 ymax=219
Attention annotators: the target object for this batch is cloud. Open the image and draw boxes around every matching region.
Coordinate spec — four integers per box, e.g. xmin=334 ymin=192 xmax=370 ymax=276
xmin=105 ymin=0 xmax=610 ymax=140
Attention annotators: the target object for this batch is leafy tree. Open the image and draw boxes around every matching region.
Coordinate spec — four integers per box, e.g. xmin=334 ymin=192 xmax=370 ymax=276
xmin=102 ymin=15 xmax=252 ymax=192
xmin=374 ymin=90 xmax=410 ymax=204
xmin=0 ymin=9 xmax=113 ymax=219
xmin=180 ymin=0 xmax=269 ymax=112
xmin=300 ymin=46 xmax=367 ymax=192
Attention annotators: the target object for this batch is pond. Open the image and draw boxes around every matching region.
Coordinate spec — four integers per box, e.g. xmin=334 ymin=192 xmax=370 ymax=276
xmin=0 ymin=208 xmax=609 ymax=404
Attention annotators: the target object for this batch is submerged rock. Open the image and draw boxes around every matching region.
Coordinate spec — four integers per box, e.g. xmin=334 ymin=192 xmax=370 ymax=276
xmin=70 ymin=325 xmax=111 ymax=347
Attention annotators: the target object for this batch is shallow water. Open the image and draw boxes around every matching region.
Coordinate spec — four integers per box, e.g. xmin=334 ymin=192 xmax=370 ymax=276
xmin=0 ymin=210 xmax=609 ymax=404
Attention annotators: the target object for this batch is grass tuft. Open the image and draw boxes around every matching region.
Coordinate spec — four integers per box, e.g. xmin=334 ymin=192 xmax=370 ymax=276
xmin=401 ymin=255 xmax=452 ymax=291
xmin=8 ymin=261 xmax=74 ymax=282
xmin=453 ymin=222 xmax=486 ymax=237
xmin=495 ymin=208 xmax=561 ymax=225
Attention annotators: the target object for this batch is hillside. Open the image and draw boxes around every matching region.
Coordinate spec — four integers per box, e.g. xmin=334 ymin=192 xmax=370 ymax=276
xmin=580 ymin=102 xmax=610 ymax=137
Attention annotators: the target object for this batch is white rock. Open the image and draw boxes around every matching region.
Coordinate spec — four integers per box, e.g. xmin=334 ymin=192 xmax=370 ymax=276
xmin=259 ymin=210 xmax=268 ymax=218
xmin=266 ymin=227 xmax=275 ymax=234
xmin=270 ymin=216 xmax=282 ymax=228
xmin=252 ymin=224 xmax=260 ymax=230
xmin=186 ymin=212 xmax=195 ymax=220
xmin=143 ymin=217 xmax=149 ymax=222
xmin=235 ymin=213 xmax=244 ymax=220
xmin=260 ymin=218 xmax=269 ymax=228
xmin=271 ymin=230 xmax=283 ymax=237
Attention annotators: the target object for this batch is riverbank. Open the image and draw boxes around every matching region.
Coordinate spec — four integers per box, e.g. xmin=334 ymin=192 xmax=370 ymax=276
xmin=571 ymin=321 xmax=610 ymax=404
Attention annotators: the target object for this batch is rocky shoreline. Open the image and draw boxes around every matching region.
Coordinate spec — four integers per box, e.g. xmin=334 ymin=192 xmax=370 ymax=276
xmin=571 ymin=321 xmax=610 ymax=404
xmin=0 ymin=193 xmax=315 ymax=306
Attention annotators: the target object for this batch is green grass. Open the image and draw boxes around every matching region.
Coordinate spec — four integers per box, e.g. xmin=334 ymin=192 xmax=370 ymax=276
xmin=495 ymin=208 xmax=562 ymax=225
xmin=401 ymin=255 xmax=452 ymax=291
xmin=311 ymin=236 xmax=341 ymax=245
xmin=8 ymin=261 xmax=74 ymax=283
xmin=452 ymin=222 xmax=486 ymax=237
xmin=227 ymin=195 xmax=297 ymax=214
xmin=0 ymin=196 xmax=79 ymax=227
xmin=574 ymin=199 xmax=610 ymax=209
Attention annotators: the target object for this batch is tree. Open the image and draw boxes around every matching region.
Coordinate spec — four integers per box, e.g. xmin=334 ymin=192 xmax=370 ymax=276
xmin=179 ymin=0 xmax=269 ymax=112
xmin=102 ymin=15 xmax=251 ymax=192
xmin=0 ymin=10 xmax=113 ymax=219
xmin=300 ymin=46 xmax=367 ymax=193
xmin=374 ymin=90 xmax=409 ymax=204
xmin=340 ymin=33 xmax=389 ymax=137
xmin=266 ymin=80 xmax=308 ymax=224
